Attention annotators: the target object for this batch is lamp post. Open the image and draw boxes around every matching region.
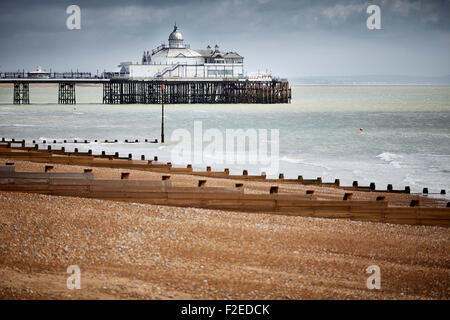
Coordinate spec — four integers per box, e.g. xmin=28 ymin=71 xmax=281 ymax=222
xmin=161 ymin=83 xmax=165 ymax=143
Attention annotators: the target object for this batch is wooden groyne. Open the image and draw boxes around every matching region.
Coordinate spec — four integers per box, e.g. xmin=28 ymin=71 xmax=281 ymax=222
xmin=0 ymin=138 xmax=447 ymax=197
xmin=0 ymin=140 xmax=449 ymax=227
xmin=0 ymin=164 xmax=449 ymax=227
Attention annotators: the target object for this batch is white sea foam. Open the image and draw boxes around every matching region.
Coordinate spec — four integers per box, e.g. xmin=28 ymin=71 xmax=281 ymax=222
xmin=38 ymin=137 xmax=52 ymax=141
xmin=10 ymin=124 xmax=35 ymax=127
xmin=279 ymin=156 xmax=331 ymax=170
xmin=377 ymin=152 xmax=403 ymax=168
xmin=390 ymin=161 xmax=402 ymax=168
xmin=377 ymin=152 xmax=402 ymax=162
xmin=279 ymin=156 xmax=304 ymax=164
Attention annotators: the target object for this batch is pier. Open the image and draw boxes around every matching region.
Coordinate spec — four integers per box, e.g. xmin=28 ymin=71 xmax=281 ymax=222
xmin=1 ymin=75 xmax=291 ymax=105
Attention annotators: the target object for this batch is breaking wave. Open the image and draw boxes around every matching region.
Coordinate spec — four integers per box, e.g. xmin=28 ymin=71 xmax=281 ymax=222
xmin=377 ymin=152 xmax=403 ymax=168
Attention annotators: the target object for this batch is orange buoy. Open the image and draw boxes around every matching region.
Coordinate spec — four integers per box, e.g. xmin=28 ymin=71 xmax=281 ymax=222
xmin=360 ymin=128 xmax=363 ymax=131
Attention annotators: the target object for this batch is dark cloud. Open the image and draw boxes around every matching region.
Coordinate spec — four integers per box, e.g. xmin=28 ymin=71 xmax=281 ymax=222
xmin=0 ymin=0 xmax=449 ymax=77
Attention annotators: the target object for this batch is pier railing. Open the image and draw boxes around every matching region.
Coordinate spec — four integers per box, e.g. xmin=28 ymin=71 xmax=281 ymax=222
xmin=0 ymin=71 xmax=98 ymax=79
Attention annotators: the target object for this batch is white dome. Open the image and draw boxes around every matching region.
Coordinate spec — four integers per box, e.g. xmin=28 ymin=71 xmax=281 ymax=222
xmin=169 ymin=25 xmax=183 ymax=41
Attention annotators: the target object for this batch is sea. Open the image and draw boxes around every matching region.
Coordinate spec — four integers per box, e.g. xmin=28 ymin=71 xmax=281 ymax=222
xmin=0 ymin=85 xmax=449 ymax=195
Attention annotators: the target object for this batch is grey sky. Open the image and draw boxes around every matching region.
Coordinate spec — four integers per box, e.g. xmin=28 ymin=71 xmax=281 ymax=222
xmin=0 ymin=0 xmax=449 ymax=78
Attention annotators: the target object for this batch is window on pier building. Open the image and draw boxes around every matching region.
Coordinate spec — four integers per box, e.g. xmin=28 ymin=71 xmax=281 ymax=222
xmin=208 ymin=70 xmax=233 ymax=76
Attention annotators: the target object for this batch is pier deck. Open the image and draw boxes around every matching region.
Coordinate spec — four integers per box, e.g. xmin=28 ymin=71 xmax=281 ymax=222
xmin=0 ymin=78 xmax=291 ymax=105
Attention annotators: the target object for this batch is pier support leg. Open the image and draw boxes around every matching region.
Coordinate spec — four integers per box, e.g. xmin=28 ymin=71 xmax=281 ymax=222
xmin=103 ymin=82 xmax=121 ymax=104
xmin=102 ymin=82 xmax=109 ymax=104
xmin=58 ymin=82 xmax=76 ymax=104
xmin=13 ymin=82 xmax=29 ymax=104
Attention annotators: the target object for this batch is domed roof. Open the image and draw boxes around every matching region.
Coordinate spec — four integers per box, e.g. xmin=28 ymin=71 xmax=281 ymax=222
xmin=169 ymin=24 xmax=183 ymax=41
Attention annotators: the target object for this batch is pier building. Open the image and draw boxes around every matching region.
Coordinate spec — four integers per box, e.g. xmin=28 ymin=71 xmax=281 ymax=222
xmin=114 ymin=24 xmax=244 ymax=79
